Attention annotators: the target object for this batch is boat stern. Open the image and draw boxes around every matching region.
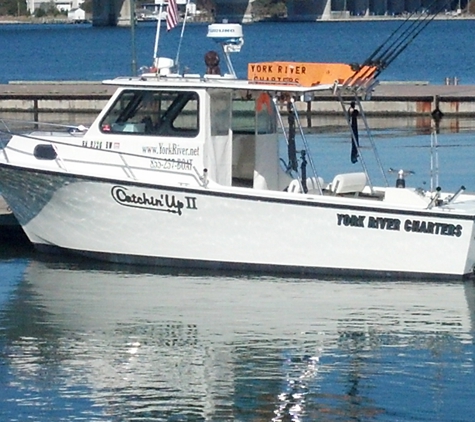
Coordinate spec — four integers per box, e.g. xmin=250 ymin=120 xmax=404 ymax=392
xmin=462 ymin=218 xmax=475 ymax=277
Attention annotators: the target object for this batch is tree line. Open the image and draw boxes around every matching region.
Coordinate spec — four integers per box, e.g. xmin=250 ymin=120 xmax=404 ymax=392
xmin=0 ymin=0 xmax=27 ymax=16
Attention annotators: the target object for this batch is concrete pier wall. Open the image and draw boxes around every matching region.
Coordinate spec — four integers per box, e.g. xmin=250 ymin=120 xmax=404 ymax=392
xmin=2 ymin=82 xmax=475 ymax=117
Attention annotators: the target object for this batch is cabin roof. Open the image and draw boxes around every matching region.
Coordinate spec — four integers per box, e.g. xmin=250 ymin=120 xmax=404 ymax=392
xmin=103 ymin=75 xmax=336 ymax=94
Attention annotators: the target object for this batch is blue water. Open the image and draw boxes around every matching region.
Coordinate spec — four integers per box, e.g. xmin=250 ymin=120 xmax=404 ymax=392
xmin=2 ymin=20 xmax=475 ymax=421
xmin=1 ymin=254 xmax=475 ymax=421
xmin=0 ymin=19 xmax=474 ymax=84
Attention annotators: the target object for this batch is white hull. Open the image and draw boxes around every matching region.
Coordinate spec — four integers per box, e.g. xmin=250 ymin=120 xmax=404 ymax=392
xmin=2 ymin=163 xmax=475 ymax=279
xmin=0 ymin=194 xmax=22 ymax=237
xmin=0 ymin=195 xmax=16 ymax=225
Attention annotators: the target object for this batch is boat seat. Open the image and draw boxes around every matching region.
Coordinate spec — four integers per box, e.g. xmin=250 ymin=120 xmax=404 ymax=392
xmin=330 ymin=172 xmax=367 ymax=195
xmin=287 ymin=177 xmax=325 ymax=194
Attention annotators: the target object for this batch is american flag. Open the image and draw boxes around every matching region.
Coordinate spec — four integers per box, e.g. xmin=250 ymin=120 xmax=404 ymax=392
xmin=166 ymin=0 xmax=178 ymax=31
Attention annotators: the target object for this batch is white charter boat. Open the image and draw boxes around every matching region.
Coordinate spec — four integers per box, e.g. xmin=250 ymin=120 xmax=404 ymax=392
xmin=1 ymin=23 xmax=475 ymax=279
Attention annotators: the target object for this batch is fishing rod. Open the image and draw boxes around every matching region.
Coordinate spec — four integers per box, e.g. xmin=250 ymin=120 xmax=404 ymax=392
xmin=370 ymin=3 xmax=449 ymax=78
xmin=345 ymin=0 xmax=452 ymax=85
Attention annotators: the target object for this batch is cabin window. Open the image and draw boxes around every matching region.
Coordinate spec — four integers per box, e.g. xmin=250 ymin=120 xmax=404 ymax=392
xmin=100 ymin=89 xmax=199 ymax=137
xmin=232 ymin=93 xmax=276 ymax=135
xmin=209 ymin=90 xmax=232 ymax=137
xmin=232 ymin=100 xmax=255 ymax=134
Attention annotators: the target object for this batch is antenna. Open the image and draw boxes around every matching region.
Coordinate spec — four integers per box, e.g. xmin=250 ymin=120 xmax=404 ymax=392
xmin=207 ymin=23 xmax=244 ymax=78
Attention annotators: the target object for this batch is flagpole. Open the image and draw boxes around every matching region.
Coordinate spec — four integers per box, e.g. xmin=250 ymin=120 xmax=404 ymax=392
xmin=175 ymin=0 xmax=190 ymax=71
xmin=153 ymin=2 xmax=164 ymax=66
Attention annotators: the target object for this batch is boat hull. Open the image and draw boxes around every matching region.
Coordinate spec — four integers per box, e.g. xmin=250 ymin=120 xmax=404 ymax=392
xmin=1 ymin=163 xmax=475 ymax=280
xmin=0 ymin=194 xmax=26 ymax=240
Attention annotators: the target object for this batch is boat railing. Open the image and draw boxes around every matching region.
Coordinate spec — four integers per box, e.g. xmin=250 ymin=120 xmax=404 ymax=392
xmin=273 ymin=96 xmax=324 ymax=195
xmin=352 ymin=95 xmax=388 ymax=187
xmin=335 ymin=89 xmax=389 ymax=193
xmin=0 ymin=118 xmax=89 ymax=135
xmin=0 ymin=128 xmax=206 ymax=188
xmin=289 ymin=97 xmax=324 ymax=195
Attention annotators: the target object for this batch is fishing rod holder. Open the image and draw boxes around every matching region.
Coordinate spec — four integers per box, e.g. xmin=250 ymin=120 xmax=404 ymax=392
xmin=389 ymin=168 xmax=414 ymax=189
xmin=446 ymin=186 xmax=466 ymax=205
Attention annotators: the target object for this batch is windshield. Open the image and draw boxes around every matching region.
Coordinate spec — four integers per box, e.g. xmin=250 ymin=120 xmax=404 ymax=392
xmin=100 ymin=89 xmax=199 ymax=137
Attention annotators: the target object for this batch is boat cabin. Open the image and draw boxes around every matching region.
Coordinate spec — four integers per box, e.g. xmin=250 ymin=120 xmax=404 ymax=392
xmin=83 ymin=80 xmax=294 ymax=192
xmin=76 ymin=21 xmax=378 ymax=197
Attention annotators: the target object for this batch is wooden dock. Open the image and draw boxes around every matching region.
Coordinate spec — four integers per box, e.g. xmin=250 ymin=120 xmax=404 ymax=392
xmin=1 ymin=81 xmax=475 ymax=116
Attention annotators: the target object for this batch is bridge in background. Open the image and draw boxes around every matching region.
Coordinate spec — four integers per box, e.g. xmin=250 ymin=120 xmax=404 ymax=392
xmin=92 ymin=0 xmax=465 ymax=26
xmin=91 ymin=0 xmax=255 ymax=26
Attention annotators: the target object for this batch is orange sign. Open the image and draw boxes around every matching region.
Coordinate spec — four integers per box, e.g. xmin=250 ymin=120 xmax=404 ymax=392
xmin=248 ymin=62 xmax=376 ymax=87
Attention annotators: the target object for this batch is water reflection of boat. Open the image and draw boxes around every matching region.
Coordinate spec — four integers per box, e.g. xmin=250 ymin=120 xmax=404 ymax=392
xmin=4 ymin=259 xmax=474 ymax=420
